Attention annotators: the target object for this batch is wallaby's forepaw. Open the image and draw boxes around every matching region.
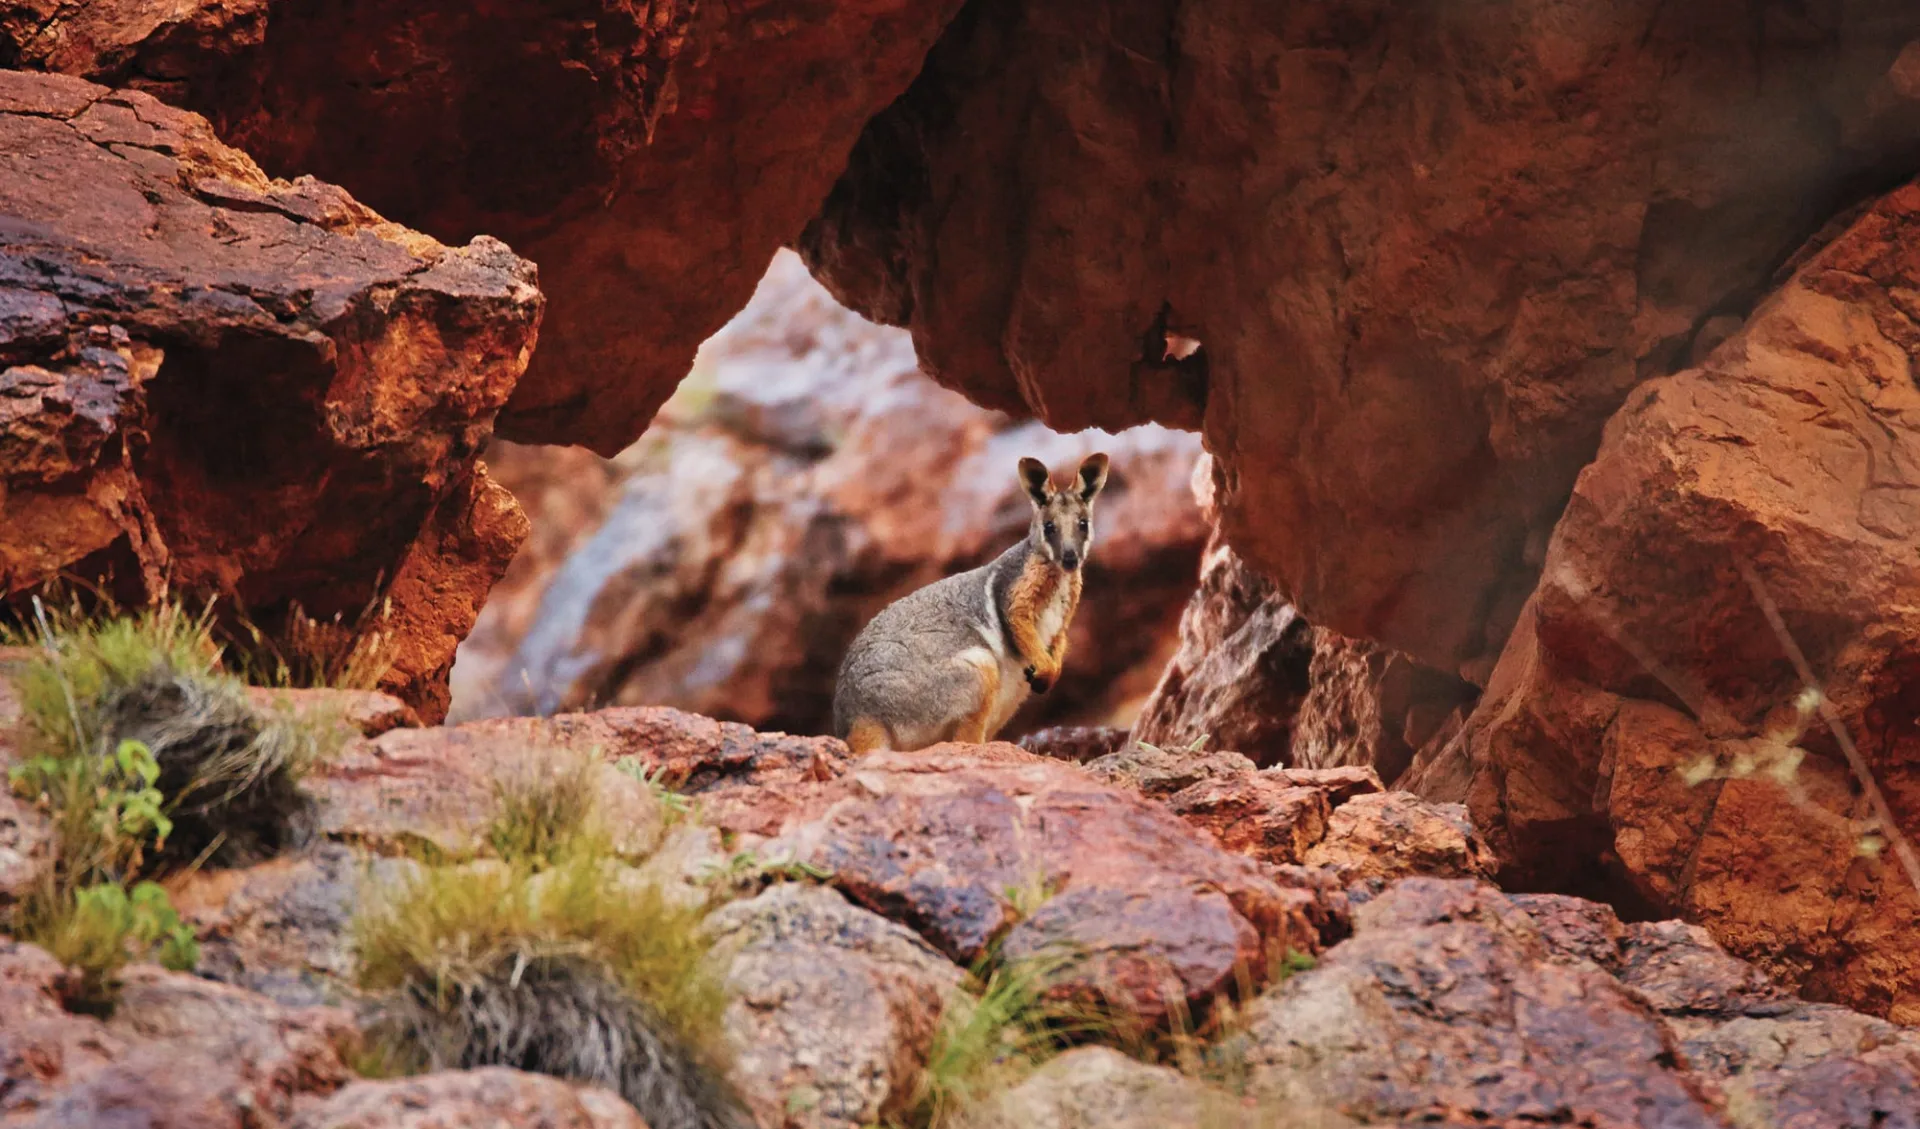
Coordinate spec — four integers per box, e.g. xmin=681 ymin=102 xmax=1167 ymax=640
xmin=1025 ymin=665 xmax=1054 ymax=694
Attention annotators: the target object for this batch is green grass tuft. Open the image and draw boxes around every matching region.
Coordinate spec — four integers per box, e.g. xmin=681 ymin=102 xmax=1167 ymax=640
xmin=8 ymin=599 xmax=221 ymax=763
xmin=887 ymin=938 xmax=1326 ymax=1129
xmin=615 ymin=755 xmax=694 ymax=824
xmin=352 ymin=752 xmax=760 ymax=1126
xmin=32 ymin=880 xmax=199 ymax=1015
xmin=485 ymin=753 xmax=606 ymax=870
xmin=898 ymin=947 xmax=1106 ymax=1129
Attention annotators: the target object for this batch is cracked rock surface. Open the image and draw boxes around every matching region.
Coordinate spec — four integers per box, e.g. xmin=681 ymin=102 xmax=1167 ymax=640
xmin=0 ymin=69 xmax=541 ymax=720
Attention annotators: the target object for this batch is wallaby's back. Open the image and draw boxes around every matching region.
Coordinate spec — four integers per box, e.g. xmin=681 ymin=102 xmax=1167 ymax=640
xmin=831 ymin=553 xmax=1009 ymax=750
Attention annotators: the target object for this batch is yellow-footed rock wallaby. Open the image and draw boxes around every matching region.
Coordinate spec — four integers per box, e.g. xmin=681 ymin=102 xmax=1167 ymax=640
xmin=832 ymin=452 xmax=1110 ymax=753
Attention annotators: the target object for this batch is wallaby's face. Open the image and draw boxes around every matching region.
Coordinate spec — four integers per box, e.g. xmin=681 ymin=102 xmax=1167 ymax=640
xmin=1017 ymin=453 xmax=1110 ymax=573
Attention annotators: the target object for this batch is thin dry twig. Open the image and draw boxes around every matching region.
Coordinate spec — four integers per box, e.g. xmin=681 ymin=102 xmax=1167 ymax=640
xmin=1737 ymin=560 xmax=1920 ymax=899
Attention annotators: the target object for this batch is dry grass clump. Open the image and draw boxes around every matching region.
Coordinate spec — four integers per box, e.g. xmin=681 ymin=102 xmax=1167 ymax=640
xmin=354 ymin=761 xmax=753 ymax=1129
xmin=224 ymin=597 xmax=399 ymax=692
xmin=4 ymin=597 xmax=334 ymax=1011
xmin=8 ymin=598 xmax=326 ymax=868
xmin=899 ymin=948 xmax=1092 ymax=1128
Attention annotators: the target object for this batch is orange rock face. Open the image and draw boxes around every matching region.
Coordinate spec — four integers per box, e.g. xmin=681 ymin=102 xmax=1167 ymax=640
xmin=453 ymin=254 xmax=1205 ymax=739
xmin=803 ymin=0 xmax=1920 ymax=676
xmin=4 ymin=0 xmax=967 ymax=455
xmin=0 ymin=71 xmax=541 ymax=720
xmin=1408 ymin=181 xmax=1920 ymax=1021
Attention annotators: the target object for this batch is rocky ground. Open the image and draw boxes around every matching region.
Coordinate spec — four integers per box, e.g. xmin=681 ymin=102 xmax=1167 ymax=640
xmin=6 ymin=3 xmax=1920 ymax=1127
xmin=6 ymin=673 xmax=1919 ymax=1129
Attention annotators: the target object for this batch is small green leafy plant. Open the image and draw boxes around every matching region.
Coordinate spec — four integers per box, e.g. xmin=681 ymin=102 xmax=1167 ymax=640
xmin=615 ymin=755 xmax=694 ymax=821
xmin=697 ymin=849 xmax=834 ymax=894
xmin=9 ymin=737 xmax=172 ymax=880
xmin=38 ymin=880 xmax=200 ymax=1011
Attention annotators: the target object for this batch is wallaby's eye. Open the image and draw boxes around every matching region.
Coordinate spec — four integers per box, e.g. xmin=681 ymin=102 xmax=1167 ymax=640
xmin=1078 ymin=519 xmax=1089 ymax=534
xmin=1043 ymin=520 xmax=1057 ymax=537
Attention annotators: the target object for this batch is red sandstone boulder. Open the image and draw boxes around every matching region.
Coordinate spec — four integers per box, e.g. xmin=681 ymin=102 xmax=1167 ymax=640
xmin=3 ymin=0 xmax=966 ymax=456
xmin=0 ymin=70 xmax=541 ymax=721
xmin=1301 ymin=791 xmax=1498 ymax=896
xmin=1407 ymin=180 xmax=1920 ymax=1021
xmin=754 ymin=746 xmax=1333 ymax=1025
xmin=802 ymin=0 xmax=1920 ymax=680
xmin=1129 ymin=531 xmax=1317 ymax=769
xmin=1081 ymin=740 xmax=1257 ymax=798
xmin=1235 ymin=879 xmax=1920 ymax=1128
xmin=706 ymin=882 xmax=963 ymax=1129
xmin=1164 ymin=776 xmax=1330 ymax=866
xmin=1097 ymin=736 xmax=1490 ymax=890
xmin=454 ymin=253 xmax=1205 ymax=740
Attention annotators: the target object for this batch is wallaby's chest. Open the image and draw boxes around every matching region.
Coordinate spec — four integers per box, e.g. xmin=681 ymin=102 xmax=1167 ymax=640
xmin=1033 ymin=580 xmax=1074 ymax=650
xmin=1002 ymin=556 xmax=1080 ymax=654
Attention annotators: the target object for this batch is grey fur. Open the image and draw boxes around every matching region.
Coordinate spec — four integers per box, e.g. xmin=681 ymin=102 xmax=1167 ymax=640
xmin=374 ymin=954 xmax=755 ymax=1129
xmin=831 ymin=541 xmax=1029 ymax=747
xmin=831 ymin=453 xmax=1110 ymax=749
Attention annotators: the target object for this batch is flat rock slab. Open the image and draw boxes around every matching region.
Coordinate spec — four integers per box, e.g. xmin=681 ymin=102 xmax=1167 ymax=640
xmin=1301 ymin=791 xmax=1498 ymax=895
xmin=1513 ymin=892 xmax=1920 ymax=1129
xmin=1239 ymin=880 xmax=1726 ymax=1128
xmin=166 ymin=842 xmax=417 ymax=1008
xmin=1166 ymin=776 xmax=1330 ymax=865
xmin=1236 ymin=878 xmax=1920 ymax=1129
xmin=307 ymin=719 xmax=670 ymax=859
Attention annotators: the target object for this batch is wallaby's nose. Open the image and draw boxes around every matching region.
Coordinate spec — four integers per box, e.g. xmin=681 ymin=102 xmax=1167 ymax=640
xmin=1062 ymin=550 xmax=1081 ymax=571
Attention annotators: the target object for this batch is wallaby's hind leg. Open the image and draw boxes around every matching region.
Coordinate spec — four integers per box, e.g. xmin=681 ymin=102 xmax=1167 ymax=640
xmin=845 ymin=717 xmax=891 ymax=755
xmin=952 ymin=653 xmax=1001 ymax=744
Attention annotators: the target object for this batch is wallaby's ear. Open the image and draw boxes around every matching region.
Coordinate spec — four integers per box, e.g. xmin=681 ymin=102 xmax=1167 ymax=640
xmin=1077 ymin=452 xmax=1111 ymax=501
xmin=1018 ymin=457 xmax=1052 ymax=506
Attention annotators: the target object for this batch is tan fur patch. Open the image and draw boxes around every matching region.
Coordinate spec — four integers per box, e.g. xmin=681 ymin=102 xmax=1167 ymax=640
xmin=845 ymin=717 xmax=890 ymax=755
xmin=953 ymin=657 xmax=1002 ymax=743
